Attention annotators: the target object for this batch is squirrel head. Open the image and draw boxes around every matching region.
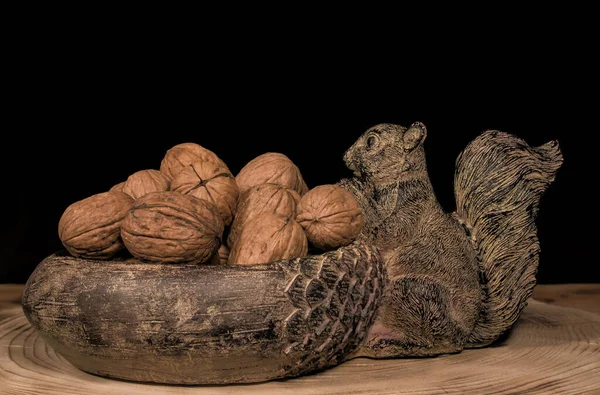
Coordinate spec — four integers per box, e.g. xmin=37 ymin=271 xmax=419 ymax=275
xmin=343 ymin=122 xmax=427 ymax=184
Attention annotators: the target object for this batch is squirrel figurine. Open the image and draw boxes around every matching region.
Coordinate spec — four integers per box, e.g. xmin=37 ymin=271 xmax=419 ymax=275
xmin=339 ymin=122 xmax=563 ymax=357
xmin=22 ymin=122 xmax=563 ymax=385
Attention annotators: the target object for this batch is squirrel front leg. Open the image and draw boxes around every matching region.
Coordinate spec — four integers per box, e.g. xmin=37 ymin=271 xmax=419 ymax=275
xmin=336 ymin=177 xmax=379 ymax=243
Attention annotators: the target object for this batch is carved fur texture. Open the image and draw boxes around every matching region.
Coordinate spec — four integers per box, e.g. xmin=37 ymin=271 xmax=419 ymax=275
xmin=340 ymin=123 xmax=562 ymax=357
xmin=454 ymin=131 xmax=563 ymax=346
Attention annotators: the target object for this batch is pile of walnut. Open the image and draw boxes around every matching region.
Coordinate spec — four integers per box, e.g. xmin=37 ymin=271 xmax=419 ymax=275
xmin=58 ymin=143 xmax=364 ymax=265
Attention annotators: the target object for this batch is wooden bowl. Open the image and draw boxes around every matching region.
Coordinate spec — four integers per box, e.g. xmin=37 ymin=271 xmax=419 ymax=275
xmin=22 ymin=244 xmax=383 ymax=385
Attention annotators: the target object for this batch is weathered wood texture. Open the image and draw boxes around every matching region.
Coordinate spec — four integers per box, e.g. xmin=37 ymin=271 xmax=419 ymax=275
xmin=21 ymin=244 xmax=384 ymax=384
xmin=2 ymin=284 xmax=599 ymax=394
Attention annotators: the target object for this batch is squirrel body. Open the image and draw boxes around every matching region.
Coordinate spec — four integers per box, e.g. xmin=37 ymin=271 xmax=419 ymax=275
xmin=340 ymin=122 xmax=562 ymax=357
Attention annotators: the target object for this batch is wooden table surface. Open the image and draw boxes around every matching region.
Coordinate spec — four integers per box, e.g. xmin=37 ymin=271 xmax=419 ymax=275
xmin=1 ymin=283 xmax=599 ymax=394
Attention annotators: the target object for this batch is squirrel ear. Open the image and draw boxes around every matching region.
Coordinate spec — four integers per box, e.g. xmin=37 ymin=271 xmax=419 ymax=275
xmin=403 ymin=122 xmax=427 ymax=151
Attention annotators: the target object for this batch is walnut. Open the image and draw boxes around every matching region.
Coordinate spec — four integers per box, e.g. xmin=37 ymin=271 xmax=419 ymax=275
xmin=296 ymin=184 xmax=364 ymax=250
xmin=109 ymin=181 xmax=125 ymax=192
xmin=120 ymin=191 xmax=224 ymax=264
xmin=227 ymin=183 xmax=300 ymax=248
xmin=170 ymin=161 xmax=239 ymax=226
xmin=58 ymin=191 xmax=134 ymax=259
xmin=228 ymin=213 xmax=307 ymax=265
xmin=235 ymin=152 xmax=309 ymax=196
xmin=160 ymin=143 xmax=229 ymax=181
xmin=122 ymin=169 xmax=170 ymax=199
xmin=210 ymin=243 xmax=230 ymax=265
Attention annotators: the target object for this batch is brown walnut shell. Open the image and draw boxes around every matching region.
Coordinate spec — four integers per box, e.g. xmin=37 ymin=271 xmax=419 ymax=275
xmin=160 ymin=143 xmax=229 ymax=181
xmin=170 ymin=161 xmax=239 ymax=226
xmin=109 ymin=181 xmax=125 ymax=192
xmin=235 ymin=152 xmax=309 ymax=196
xmin=228 ymin=213 xmax=308 ymax=265
xmin=296 ymin=184 xmax=364 ymax=250
xmin=227 ymin=183 xmax=301 ymax=248
xmin=122 ymin=169 xmax=170 ymax=199
xmin=120 ymin=191 xmax=224 ymax=264
xmin=210 ymin=243 xmax=230 ymax=265
xmin=58 ymin=191 xmax=134 ymax=259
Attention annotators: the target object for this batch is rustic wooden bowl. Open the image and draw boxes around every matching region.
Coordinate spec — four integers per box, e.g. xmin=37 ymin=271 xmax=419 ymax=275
xmin=22 ymin=243 xmax=383 ymax=385
xmin=21 ymin=251 xmax=291 ymax=384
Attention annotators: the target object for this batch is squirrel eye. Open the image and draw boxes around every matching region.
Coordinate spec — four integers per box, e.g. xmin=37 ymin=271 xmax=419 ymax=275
xmin=366 ymin=135 xmax=377 ymax=150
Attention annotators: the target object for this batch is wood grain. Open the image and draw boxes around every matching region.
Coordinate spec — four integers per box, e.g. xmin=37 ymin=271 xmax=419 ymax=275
xmin=1 ymin=284 xmax=599 ymax=394
xmin=533 ymin=284 xmax=600 ymax=315
xmin=0 ymin=284 xmax=23 ymax=321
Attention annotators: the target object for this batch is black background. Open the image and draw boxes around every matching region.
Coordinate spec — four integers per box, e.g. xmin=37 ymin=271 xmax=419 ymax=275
xmin=2 ymin=18 xmax=597 ymax=285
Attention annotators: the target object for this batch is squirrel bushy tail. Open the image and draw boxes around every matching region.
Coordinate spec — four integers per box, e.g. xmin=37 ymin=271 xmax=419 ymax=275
xmin=453 ymin=131 xmax=563 ymax=347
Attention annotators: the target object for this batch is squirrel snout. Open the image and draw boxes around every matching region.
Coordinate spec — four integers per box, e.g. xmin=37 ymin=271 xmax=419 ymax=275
xmin=343 ymin=150 xmax=354 ymax=169
xmin=343 ymin=149 xmax=361 ymax=176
